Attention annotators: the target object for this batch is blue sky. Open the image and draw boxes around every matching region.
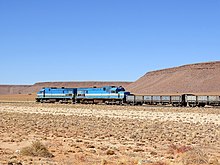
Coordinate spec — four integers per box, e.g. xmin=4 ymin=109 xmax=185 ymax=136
xmin=0 ymin=0 xmax=219 ymax=84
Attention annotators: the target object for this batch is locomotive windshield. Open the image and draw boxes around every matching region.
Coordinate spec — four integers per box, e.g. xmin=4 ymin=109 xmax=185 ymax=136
xmin=116 ymin=87 xmax=125 ymax=93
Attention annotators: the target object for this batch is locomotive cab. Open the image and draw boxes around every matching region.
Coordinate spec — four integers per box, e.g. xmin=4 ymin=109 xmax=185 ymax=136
xmin=110 ymin=86 xmax=125 ymax=93
xmin=116 ymin=86 xmax=125 ymax=92
xmin=36 ymin=88 xmax=46 ymax=102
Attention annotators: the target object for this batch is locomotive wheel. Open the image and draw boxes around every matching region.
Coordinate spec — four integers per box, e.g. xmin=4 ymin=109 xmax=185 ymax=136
xmin=172 ymin=104 xmax=178 ymax=107
xmin=189 ymin=104 xmax=196 ymax=107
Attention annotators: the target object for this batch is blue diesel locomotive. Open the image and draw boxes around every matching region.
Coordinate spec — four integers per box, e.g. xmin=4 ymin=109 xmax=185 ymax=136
xmin=36 ymin=87 xmax=77 ymax=103
xmin=36 ymin=86 xmax=130 ymax=104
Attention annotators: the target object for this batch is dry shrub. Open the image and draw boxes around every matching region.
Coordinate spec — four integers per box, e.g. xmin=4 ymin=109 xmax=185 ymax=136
xmin=106 ymin=149 xmax=115 ymax=155
xmin=75 ymin=154 xmax=86 ymax=163
xmin=208 ymin=156 xmax=220 ymax=165
xmin=168 ymin=144 xmax=192 ymax=154
xmin=176 ymin=145 xmax=192 ymax=154
xmin=152 ymin=162 xmax=169 ymax=165
xmin=180 ymin=147 xmax=209 ymax=165
xmin=101 ymin=159 xmax=108 ymax=165
xmin=117 ymin=159 xmax=139 ymax=165
xmin=21 ymin=140 xmax=53 ymax=158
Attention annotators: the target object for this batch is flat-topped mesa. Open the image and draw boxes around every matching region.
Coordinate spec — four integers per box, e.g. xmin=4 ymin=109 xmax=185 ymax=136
xmin=127 ymin=61 xmax=220 ymax=95
xmin=146 ymin=61 xmax=220 ymax=76
xmin=33 ymin=81 xmax=132 ymax=88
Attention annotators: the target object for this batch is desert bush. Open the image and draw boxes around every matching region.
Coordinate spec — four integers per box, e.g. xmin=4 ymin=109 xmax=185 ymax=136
xmin=168 ymin=144 xmax=192 ymax=154
xmin=20 ymin=140 xmax=53 ymax=158
xmin=106 ymin=149 xmax=115 ymax=155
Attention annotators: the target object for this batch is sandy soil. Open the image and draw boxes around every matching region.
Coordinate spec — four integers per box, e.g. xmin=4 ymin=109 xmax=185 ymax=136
xmin=0 ymin=102 xmax=219 ymax=165
xmin=0 ymin=94 xmax=36 ymax=102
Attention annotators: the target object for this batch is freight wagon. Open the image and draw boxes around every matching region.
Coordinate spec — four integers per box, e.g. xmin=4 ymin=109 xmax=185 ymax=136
xmin=126 ymin=94 xmax=187 ymax=106
xmin=125 ymin=94 xmax=220 ymax=107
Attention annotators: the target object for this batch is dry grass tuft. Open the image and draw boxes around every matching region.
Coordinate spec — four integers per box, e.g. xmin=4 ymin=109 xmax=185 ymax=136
xmin=180 ymin=147 xmax=209 ymax=165
xmin=20 ymin=140 xmax=53 ymax=158
xmin=100 ymin=159 xmax=108 ymax=165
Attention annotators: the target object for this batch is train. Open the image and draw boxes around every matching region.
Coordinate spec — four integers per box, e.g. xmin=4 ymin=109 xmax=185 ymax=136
xmin=36 ymin=86 xmax=220 ymax=107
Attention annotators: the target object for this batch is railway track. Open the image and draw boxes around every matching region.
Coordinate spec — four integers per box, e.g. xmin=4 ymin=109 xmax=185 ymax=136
xmin=1 ymin=100 xmax=220 ymax=109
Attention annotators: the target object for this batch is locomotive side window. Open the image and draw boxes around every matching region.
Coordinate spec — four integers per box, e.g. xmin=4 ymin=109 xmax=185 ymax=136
xmin=78 ymin=94 xmax=85 ymax=96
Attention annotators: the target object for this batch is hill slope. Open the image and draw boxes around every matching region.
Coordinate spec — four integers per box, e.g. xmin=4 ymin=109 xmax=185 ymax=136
xmin=127 ymin=61 xmax=220 ymax=94
xmin=0 ymin=85 xmax=32 ymax=95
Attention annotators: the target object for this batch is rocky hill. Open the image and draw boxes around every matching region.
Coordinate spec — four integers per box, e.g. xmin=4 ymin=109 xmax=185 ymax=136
xmin=0 ymin=85 xmax=32 ymax=95
xmin=0 ymin=82 xmax=132 ymax=95
xmin=127 ymin=61 xmax=220 ymax=95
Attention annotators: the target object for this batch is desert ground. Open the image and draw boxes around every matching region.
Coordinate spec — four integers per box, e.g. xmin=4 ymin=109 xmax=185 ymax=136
xmin=0 ymin=96 xmax=220 ymax=165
